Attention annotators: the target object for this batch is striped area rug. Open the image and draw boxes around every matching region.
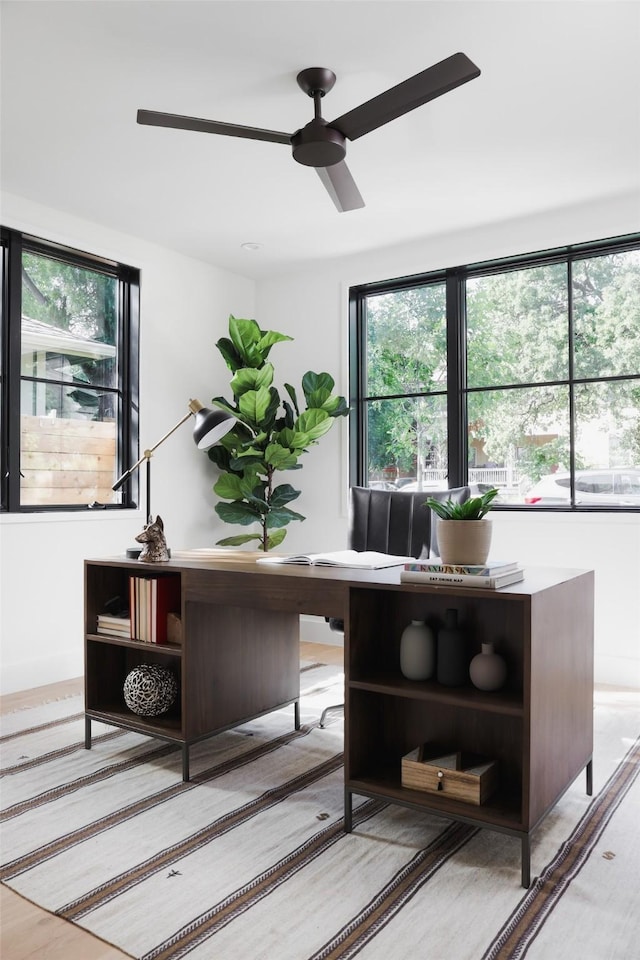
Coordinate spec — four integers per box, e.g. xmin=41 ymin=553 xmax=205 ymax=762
xmin=1 ymin=666 xmax=638 ymax=960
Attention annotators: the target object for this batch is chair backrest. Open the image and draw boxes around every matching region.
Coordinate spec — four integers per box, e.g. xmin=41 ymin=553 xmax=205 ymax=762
xmin=349 ymin=485 xmax=470 ymax=559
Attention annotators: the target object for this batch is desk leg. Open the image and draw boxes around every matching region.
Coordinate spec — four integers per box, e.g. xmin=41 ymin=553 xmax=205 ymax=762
xmin=521 ymin=835 xmax=531 ymax=888
xmin=85 ymin=716 xmax=91 ymax=750
xmin=344 ymin=787 xmax=353 ymax=833
xmin=294 ymin=700 xmax=300 ymax=730
xmin=182 ymin=745 xmax=190 ymax=782
xmin=586 ymin=759 xmax=593 ymax=796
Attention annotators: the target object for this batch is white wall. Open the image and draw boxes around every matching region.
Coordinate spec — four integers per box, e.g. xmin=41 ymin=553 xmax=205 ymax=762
xmin=255 ymin=191 xmax=640 ymax=688
xmin=0 ymin=193 xmax=256 ymax=694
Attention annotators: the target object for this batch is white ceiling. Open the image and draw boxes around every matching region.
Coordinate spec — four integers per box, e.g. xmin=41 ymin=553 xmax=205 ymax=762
xmin=1 ymin=1 xmax=639 ymax=279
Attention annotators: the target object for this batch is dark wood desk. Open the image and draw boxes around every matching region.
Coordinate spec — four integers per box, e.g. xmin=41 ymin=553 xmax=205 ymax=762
xmin=84 ymin=557 xmax=594 ymax=886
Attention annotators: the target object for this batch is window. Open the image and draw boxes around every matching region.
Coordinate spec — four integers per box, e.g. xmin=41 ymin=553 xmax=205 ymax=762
xmin=350 ymin=233 xmax=640 ymax=509
xmin=1 ymin=229 xmax=139 ymax=511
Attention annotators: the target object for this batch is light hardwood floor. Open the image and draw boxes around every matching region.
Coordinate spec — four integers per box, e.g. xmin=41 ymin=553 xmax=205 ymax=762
xmin=0 ymin=641 xmax=343 ymax=960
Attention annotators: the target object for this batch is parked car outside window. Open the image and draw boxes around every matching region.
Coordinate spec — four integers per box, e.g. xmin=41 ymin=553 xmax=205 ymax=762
xmin=524 ymin=469 xmax=640 ymax=506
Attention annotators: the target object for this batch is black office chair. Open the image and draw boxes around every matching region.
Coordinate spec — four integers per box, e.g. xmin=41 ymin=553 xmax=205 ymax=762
xmin=319 ymin=484 xmax=470 ymax=727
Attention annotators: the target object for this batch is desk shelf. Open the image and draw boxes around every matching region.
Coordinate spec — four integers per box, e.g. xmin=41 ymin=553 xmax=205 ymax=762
xmin=344 ymin=574 xmax=594 ymax=887
xmin=84 ymin=559 xmax=301 ymax=781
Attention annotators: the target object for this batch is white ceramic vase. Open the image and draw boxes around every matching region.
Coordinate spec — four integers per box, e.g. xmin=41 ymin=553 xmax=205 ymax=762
xmin=400 ymin=620 xmax=435 ymax=680
xmin=469 ymin=642 xmax=507 ymax=691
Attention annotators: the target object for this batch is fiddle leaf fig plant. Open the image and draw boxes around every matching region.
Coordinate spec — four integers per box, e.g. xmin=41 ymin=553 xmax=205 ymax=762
xmin=206 ymin=315 xmax=349 ymax=551
xmin=425 ymin=487 xmax=499 ymax=520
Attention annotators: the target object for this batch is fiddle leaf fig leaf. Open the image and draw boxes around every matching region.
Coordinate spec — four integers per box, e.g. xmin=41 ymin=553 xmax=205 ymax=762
xmin=215 ymin=500 xmax=262 ymax=526
xmin=278 ymin=427 xmax=310 ymax=450
xmin=265 ymin=444 xmax=299 ymax=470
xmin=258 ymin=330 xmax=294 ymax=354
xmin=231 ymin=363 xmax=274 ymax=397
xmin=295 ymin=408 xmax=333 ymax=441
xmin=270 ymin=484 xmax=301 ymax=508
xmin=239 ymin=386 xmax=272 ymax=423
xmin=284 ymin=383 xmax=300 ymax=416
xmin=266 ymin=506 xmax=306 ymax=528
xmin=214 ymin=473 xmax=245 ymax=500
xmin=216 ymin=337 xmax=244 ymax=373
xmin=302 ymin=371 xmax=335 ymax=401
xmin=266 ymin=528 xmax=287 ymax=549
xmin=216 ymin=533 xmax=263 ymax=547
xmin=228 ymin=316 xmax=264 ymax=367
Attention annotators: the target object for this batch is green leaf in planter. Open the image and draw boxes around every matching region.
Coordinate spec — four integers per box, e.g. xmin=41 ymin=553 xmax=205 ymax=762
xmin=239 ymin=386 xmax=272 ymax=423
xmin=215 ymin=500 xmax=262 ymax=525
xmin=295 ymin=408 xmax=333 ymax=441
xmin=425 ymin=487 xmax=499 ymax=520
xmin=266 ymin=528 xmax=288 ymax=549
xmin=230 ymin=363 xmax=274 ymax=397
xmin=264 ymin=444 xmax=299 ymax=470
xmin=270 ymin=483 xmax=301 ymax=508
xmin=266 ymin=506 xmax=306 ymax=528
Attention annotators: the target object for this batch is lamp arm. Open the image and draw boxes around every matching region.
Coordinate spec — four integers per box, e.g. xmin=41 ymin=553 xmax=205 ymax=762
xmin=112 ymin=410 xmax=194 ymax=492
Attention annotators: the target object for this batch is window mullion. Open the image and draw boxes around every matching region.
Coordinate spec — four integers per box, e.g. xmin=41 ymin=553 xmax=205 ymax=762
xmin=446 ymin=270 xmax=467 ymax=488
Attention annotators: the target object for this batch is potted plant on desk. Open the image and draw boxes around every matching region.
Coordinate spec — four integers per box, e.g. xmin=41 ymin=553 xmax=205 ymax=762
xmin=425 ymin=487 xmax=499 ymax=564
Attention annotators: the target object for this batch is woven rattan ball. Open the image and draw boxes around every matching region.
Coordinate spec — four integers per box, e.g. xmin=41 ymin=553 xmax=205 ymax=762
xmin=123 ymin=664 xmax=178 ymax=717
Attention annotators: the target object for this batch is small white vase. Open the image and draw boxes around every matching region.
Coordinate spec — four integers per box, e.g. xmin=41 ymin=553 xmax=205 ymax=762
xmin=400 ymin=620 xmax=435 ymax=680
xmin=469 ymin=642 xmax=507 ymax=691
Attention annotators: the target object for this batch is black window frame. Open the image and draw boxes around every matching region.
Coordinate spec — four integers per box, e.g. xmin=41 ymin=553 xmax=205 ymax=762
xmin=0 ymin=227 xmax=140 ymax=513
xmin=349 ymin=231 xmax=640 ymax=511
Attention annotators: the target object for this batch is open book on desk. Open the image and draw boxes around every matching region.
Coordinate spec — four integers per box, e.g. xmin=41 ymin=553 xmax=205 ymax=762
xmin=256 ymin=549 xmax=416 ymax=569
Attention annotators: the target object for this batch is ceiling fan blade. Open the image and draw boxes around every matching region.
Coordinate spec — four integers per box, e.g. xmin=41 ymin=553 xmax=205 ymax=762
xmin=137 ymin=109 xmax=292 ymax=145
xmin=316 ymin=162 xmax=365 ymax=212
xmin=330 ymin=52 xmax=480 ymax=141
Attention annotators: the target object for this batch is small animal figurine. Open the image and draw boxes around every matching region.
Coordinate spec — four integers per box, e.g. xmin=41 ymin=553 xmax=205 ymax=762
xmin=135 ymin=515 xmax=170 ymax=563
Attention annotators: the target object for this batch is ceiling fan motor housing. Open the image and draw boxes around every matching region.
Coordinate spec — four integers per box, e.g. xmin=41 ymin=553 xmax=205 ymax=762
xmin=291 ymin=119 xmax=346 ymax=167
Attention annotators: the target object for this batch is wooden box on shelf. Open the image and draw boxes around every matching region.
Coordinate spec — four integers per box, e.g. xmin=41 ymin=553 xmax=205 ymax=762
xmin=401 ymin=743 xmax=498 ymax=805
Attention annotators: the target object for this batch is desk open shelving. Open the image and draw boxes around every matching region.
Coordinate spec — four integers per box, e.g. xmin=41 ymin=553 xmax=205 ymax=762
xmin=344 ymin=570 xmax=594 ymax=886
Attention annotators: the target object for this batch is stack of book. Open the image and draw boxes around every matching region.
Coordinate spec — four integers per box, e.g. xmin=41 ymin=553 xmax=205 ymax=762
xmin=96 ymin=613 xmax=131 ymax=638
xmin=400 ymin=559 xmax=524 ymax=589
xmin=129 ymin=574 xmax=181 ymax=644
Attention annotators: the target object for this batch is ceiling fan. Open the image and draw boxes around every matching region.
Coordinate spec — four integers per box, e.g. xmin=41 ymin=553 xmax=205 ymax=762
xmin=137 ymin=52 xmax=480 ymax=213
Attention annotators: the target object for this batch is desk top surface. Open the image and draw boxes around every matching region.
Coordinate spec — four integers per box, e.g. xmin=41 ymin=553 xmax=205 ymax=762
xmin=86 ymin=553 xmax=593 ymax=599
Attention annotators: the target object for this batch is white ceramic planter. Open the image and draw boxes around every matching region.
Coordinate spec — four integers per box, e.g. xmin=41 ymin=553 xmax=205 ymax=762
xmin=436 ymin=518 xmax=492 ymax=564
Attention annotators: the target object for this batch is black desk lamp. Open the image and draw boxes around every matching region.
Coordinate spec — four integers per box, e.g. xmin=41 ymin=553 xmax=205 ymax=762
xmin=112 ymin=399 xmax=235 ymax=557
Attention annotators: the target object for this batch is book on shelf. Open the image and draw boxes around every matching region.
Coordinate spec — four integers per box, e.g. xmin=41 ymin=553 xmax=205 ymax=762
xmin=96 ymin=614 xmax=132 ymax=638
xmin=400 ymin=567 xmax=525 ymax=589
xmin=404 ymin=559 xmax=520 ymax=577
xmin=129 ymin=574 xmax=181 ymax=644
xmin=256 ymin=549 xmax=415 ymax=569
xmin=97 ymin=625 xmax=131 ymax=638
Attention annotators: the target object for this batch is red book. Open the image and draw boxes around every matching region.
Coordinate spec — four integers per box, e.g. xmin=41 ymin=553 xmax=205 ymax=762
xmin=153 ymin=576 xmax=181 ymax=644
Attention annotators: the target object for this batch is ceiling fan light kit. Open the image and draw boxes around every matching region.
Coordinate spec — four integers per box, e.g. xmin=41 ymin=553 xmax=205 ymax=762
xmin=137 ymin=53 xmax=480 ymax=212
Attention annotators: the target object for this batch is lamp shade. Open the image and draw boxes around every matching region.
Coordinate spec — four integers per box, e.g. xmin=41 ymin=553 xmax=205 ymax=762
xmin=189 ymin=399 xmax=236 ymax=450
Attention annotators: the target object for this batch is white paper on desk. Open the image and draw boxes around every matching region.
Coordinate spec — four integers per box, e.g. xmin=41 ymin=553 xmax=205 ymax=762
xmin=256 ymin=550 xmax=415 ymax=569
